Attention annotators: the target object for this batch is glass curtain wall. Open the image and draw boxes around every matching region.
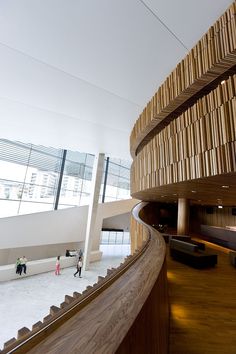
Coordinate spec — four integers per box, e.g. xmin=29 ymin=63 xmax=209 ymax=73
xmin=0 ymin=140 xmax=62 ymax=217
xmin=58 ymin=151 xmax=94 ymax=209
xmin=100 ymin=157 xmax=131 ymax=202
xmin=0 ymin=139 xmax=94 ymax=218
xmin=100 ymin=230 xmax=130 ymax=244
xmin=0 ymin=139 xmax=131 ymax=218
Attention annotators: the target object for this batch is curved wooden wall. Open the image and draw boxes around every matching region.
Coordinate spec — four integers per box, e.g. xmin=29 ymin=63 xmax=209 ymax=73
xmin=1 ymin=203 xmax=168 ymax=354
xmin=130 ymin=2 xmax=236 ymax=200
xmin=130 ymin=1 xmax=236 ymax=158
xmin=131 ymin=74 xmax=236 ymax=195
xmin=130 ymin=211 xmax=149 ymax=254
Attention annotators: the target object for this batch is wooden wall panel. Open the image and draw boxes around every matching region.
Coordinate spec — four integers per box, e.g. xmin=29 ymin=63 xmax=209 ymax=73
xmin=197 ymin=206 xmax=236 ymax=227
xmin=130 ymin=1 xmax=236 ymax=157
xmin=131 ymin=74 xmax=236 ymax=196
xmin=116 ymin=259 xmax=169 ymax=354
xmin=130 ymin=215 xmax=149 ymax=254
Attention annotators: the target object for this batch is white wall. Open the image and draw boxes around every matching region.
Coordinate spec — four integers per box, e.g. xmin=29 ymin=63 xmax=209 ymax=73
xmin=102 ymin=212 xmax=131 ymax=231
xmin=92 ymin=199 xmax=138 ymax=251
xmin=0 ymin=205 xmax=88 ymax=249
xmin=0 ymin=205 xmax=88 ymax=265
xmin=0 ymin=199 xmax=139 ymax=265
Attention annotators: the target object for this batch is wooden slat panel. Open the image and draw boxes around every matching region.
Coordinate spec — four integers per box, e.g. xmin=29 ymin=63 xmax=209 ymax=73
xmin=131 ymin=74 xmax=236 ymax=204
xmin=130 ymin=2 xmax=236 ymax=157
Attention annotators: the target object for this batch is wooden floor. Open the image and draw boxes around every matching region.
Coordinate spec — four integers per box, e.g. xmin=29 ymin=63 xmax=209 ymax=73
xmin=167 ymin=237 xmax=236 ymax=354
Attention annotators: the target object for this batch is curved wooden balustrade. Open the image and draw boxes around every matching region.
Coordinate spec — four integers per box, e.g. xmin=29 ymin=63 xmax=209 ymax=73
xmin=1 ymin=202 xmax=168 ymax=354
xmin=130 ymin=1 xmax=236 ymax=158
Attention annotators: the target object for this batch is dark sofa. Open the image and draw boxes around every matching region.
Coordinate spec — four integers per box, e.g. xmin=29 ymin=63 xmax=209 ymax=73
xmin=169 ymin=239 xmax=217 ymax=269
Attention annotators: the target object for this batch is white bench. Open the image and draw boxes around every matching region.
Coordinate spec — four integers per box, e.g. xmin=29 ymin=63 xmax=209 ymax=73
xmin=0 ymin=256 xmax=77 ymax=282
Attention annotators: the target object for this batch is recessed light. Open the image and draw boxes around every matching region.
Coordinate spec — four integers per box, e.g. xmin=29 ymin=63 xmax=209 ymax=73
xmin=222 ymin=185 xmax=229 ymax=189
xmin=221 ymin=80 xmax=226 ymax=84
xmin=218 ymin=205 xmax=223 ymax=209
xmin=191 ymin=190 xmax=197 ymax=193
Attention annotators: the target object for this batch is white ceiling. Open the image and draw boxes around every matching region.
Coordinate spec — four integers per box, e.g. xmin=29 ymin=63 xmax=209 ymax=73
xmin=0 ymin=0 xmax=232 ymax=159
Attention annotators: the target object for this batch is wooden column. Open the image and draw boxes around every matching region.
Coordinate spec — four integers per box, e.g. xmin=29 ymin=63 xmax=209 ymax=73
xmin=177 ymin=198 xmax=189 ymax=235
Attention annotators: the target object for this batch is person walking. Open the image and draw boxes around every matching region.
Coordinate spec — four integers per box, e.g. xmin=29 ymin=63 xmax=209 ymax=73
xmin=55 ymin=256 xmax=61 ymax=275
xmin=74 ymin=256 xmax=83 ymax=278
xmin=20 ymin=256 xmax=28 ymax=274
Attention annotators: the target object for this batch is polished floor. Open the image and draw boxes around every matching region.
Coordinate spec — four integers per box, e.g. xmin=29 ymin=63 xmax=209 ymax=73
xmin=167 ymin=238 xmax=236 ymax=354
xmin=0 ymin=244 xmax=130 ymax=350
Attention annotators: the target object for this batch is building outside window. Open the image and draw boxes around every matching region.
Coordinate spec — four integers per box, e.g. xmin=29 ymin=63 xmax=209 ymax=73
xmin=0 ymin=140 xmax=131 ymax=218
xmin=100 ymin=157 xmax=131 ymax=203
xmin=57 ymin=151 xmax=94 ymax=209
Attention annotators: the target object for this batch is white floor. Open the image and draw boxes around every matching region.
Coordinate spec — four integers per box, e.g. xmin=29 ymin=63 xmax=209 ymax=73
xmin=0 ymin=244 xmax=130 ymax=350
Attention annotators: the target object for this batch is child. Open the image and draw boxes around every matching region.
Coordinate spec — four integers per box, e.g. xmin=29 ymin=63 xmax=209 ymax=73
xmin=55 ymin=256 xmax=61 ymax=275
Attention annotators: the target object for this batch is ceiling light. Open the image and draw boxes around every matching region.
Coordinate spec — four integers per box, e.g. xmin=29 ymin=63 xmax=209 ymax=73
xmin=221 ymin=80 xmax=226 ymax=84
xmin=191 ymin=190 xmax=197 ymax=193
xmin=222 ymin=185 xmax=229 ymax=189
xmin=218 ymin=205 xmax=223 ymax=209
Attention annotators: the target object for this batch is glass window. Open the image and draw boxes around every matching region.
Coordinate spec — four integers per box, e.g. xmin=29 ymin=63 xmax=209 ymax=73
xmin=58 ymin=152 xmax=95 ymax=208
xmin=0 ymin=139 xmax=96 ymax=217
xmin=100 ymin=231 xmax=130 ymax=245
xmin=18 ymin=201 xmax=54 ymax=215
xmin=0 ymin=199 xmax=20 ymax=217
xmin=0 ymin=139 xmax=131 ymax=217
xmin=100 ymin=157 xmax=131 ymax=203
xmin=0 ymin=161 xmax=27 ymax=182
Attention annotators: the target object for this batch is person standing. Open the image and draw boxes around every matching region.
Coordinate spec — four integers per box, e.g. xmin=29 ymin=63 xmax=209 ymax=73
xmin=20 ymin=256 xmax=28 ymax=274
xmin=74 ymin=256 xmax=83 ymax=278
xmin=76 ymin=249 xmax=83 ymax=261
xmin=55 ymin=256 xmax=61 ymax=275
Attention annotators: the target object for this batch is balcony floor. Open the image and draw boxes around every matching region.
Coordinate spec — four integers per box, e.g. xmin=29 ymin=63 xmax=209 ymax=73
xmin=167 ymin=237 xmax=236 ymax=354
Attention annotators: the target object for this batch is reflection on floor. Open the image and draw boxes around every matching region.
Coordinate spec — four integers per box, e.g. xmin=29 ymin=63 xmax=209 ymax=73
xmin=0 ymin=244 xmax=130 ymax=350
xmin=168 ymin=238 xmax=236 ymax=354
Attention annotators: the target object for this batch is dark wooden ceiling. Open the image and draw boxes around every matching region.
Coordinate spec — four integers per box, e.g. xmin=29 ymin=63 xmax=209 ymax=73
xmin=132 ymin=172 xmax=236 ymax=207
